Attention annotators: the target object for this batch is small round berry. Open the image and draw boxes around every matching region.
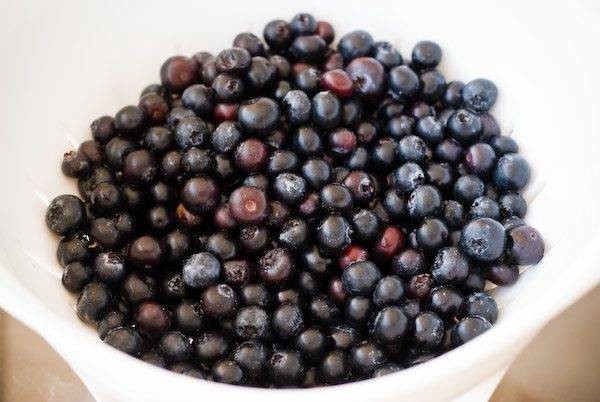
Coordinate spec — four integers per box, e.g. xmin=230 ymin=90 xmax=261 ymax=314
xmin=462 ymin=78 xmax=498 ymax=112
xmin=507 ymin=225 xmax=544 ymax=265
xmin=460 ymin=218 xmax=506 ymax=262
xmin=272 ymin=303 xmax=304 ymax=340
xmin=46 ymin=195 xmax=86 ymax=235
xmin=259 ymin=248 xmax=295 ymax=286
xmin=451 ymin=316 xmax=492 ymax=346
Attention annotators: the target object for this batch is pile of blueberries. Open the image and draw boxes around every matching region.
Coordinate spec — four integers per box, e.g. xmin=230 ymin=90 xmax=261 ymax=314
xmin=45 ymin=13 xmax=544 ymax=387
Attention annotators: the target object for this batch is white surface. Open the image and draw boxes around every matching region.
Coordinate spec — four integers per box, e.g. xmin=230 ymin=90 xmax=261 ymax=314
xmin=0 ymin=0 xmax=599 ymax=401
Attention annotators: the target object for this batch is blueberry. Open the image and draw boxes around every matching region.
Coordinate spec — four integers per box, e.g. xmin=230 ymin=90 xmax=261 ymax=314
xmin=443 ymin=200 xmax=465 ymax=228
xmin=447 ymin=109 xmax=482 ymax=144
xmin=273 ymin=173 xmax=308 ymax=205
xmin=426 ymin=162 xmax=455 ymax=192
xmin=246 ymin=56 xmax=278 ymax=92
xmin=413 ymin=312 xmax=444 ymax=349
xmin=407 ymin=185 xmax=442 ymax=220
xmin=46 ymin=195 xmax=86 ymax=235
xmin=373 ymin=275 xmax=405 ymax=307
xmin=370 ymin=306 xmax=409 ymax=344
xmin=263 ymin=20 xmax=293 ymax=49
xmin=412 ymin=41 xmax=442 ymax=69
xmin=416 ymin=116 xmax=444 ymax=144
xmin=93 ymin=252 xmax=126 ymax=284
xmin=272 ymin=302 xmax=304 ymax=339
xmin=393 ymin=162 xmax=425 ymax=194
xmin=469 ymin=196 xmax=501 ymax=220
xmin=235 ymin=306 xmax=269 ymax=340
xmin=175 ymin=116 xmax=210 ymax=150
xmin=290 ymin=35 xmax=327 ymax=63
xmin=427 ymin=289 xmax=463 ymax=329
xmin=499 ymin=192 xmax=527 ymax=218
xmin=462 ymin=78 xmax=498 ymax=112
xmin=350 ymin=209 xmax=380 ymax=241
xmin=420 ymin=70 xmax=446 ymax=103
xmin=233 ymin=341 xmax=269 ymax=380
xmin=312 ymin=91 xmax=341 ymax=128
xmin=349 ymin=340 xmax=387 ymax=375
xmin=91 ymin=116 xmax=116 ymax=144
xmin=443 ymin=81 xmax=464 ymax=107
xmin=278 ymin=218 xmax=310 ymax=250
xmin=507 ymin=225 xmax=544 ymax=265
xmin=465 ymin=143 xmax=497 ymax=177
xmin=454 ymin=175 xmax=485 ymax=205
xmin=76 ymin=282 xmax=112 ymax=323
xmin=319 ymin=350 xmax=350 ymax=384
xmin=488 ymin=135 xmax=519 ymax=155
xmin=104 ymin=327 xmax=142 ymax=356
xmin=342 ymin=260 xmax=381 ymax=296
xmin=268 ymin=350 xmax=305 ymax=386
xmin=397 ymin=135 xmax=431 ymax=163
xmin=371 ymin=41 xmax=402 ymax=70
xmin=182 ymin=252 xmax=221 ymax=289
xmin=316 ymin=215 xmax=352 ymax=255
xmin=391 ymin=248 xmax=426 ymax=278
xmin=451 ymin=316 xmax=492 ymax=346
xmin=194 ymin=331 xmax=230 ymax=364
xmin=345 ymin=57 xmax=385 ymax=98
xmin=338 ymin=30 xmax=374 ymax=61
xmin=290 ymin=12 xmax=318 ymax=35
xmin=460 ymin=217 xmax=505 ymax=262
xmin=259 ymin=248 xmax=295 ymax=286
xmin=283 ymin=90 xmax=312 ymax=125
xmin=62 ymin=261 xmax=93 ymax=293
xmin=301 ymin=158 xmax=331 ymax=189
xmin=388 ymin=65 xmax=420 ymax=101
xmin=238 ymin=97 xmax=280 ymax=135
xmin=416 ymin=218 xmax=449 ymax=253
xmin=493 ymin=153 xmax=531 ymax=191
xmin=431 ymin=247 xmax=470 ymax=284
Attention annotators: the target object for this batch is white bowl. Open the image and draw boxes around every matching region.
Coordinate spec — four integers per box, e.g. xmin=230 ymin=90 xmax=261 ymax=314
xmin=1 ymin=1 xmax=599 ymax=401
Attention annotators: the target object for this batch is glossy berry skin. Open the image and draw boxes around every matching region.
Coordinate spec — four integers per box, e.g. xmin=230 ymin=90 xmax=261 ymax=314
xmin=407 ymin=185 xmax=442 ymax=220
xmin=104 ymin=327 xmax=142 ymax=356
xmin=320 ymin=183 xmax=354 ymax=214
xmin=373 ymin=275 xmax=405 ymax=307
xmin=76 ymin=282 xmax=112 ymax=323
xmin=201 ymin=283 xmax=237 ymax=319
xmin=273 ymin=173 xmax=308 ymax=205
xmin=233 ymin=341 xmax=269 ymax=380
xmin=290 ymin=35 xmax=327 ymax=63
xmin=134 ymin=301 xmax=171 ymax=338
xmin=182 ymin=252 xmax=221 ymax=289
xmin=93 ymin=252 xmax=126 ymax=284
xmin=301 ymin=158 xmax=331 ymax=189
xmin=181 ymin=176 xmax=220 ymax=214
xmin=460 ymin=217 xmax=506 ymax=262
xmin=416 ymin=218 xmax=449 ymax=254
xmin=259 ymin=248 xmax=295 ymax=286
xmin=431 ymin=247 xmax=470 ymax=284
xmin=420 ymin=70 xmax=446 ymax=103
xmin=374 ymin=225 xmax=406 ymax=261
xmin=263 ymin=20 xmax=293 ymax=49
xmin=312 ymin=91 xmax=341 ymax=128
xmin=462 ymin=78 xmax=498 ymax=112
xmin=493 ymin=153 xmax=531 ymax=191
xmin=268 ymin=349 xmax=305 ymax=386
xmin=62 ymin=261 xmax=93 ymax=293
xmin=499 ymin=193 xmax=527 ymax=218
xmin=412 ymin=41 xmax=442 ymax=69
xmin=272 ymin=303 xmax=304 ymax=340
xmin=349 ymin=340 xmax=387 ymax=376
xmin=316 ymin=215 xmax=352 ymax=255
xmin=321 ymin=69 xmax=353 ymax=98
xmin=413 ymin=311 xmax=444 ymax=349
xmin=507 ymin=225 xmax=544 ymax=265
xmin=394 ymin=163 xmax=425 ymax=194
xmin=338 ymin=30 xmax=373 ymax=61
xmin=227 ymin=186 xmax=268 ymax=225
xmin=388 ymin=65 xmax=419 ymax=102
xmin=338 ymin=244 xmax=368 ymax=270
xmin=194 ymin=331 xmax=230 ymax=365
xmin=391 ymin=248 xmax=426 ymax=278
xmin=447 ymin=109 xmax=482 ymax=144
xmin=159 ymin=331 xmax=191 ymax=364
xmin=406 ymin=273 xmax=434 ymax=300
xmin=342 ymin=260 xmax=381 ymax=296
xmin=428 ymin=285 xmax=464 ymax=322
xmin=91 ymin=116 xmax=116 ymax=144
xmin=451 ymin=316 xmax=492 ymax=346
xmin=319 ymin=350 xmax=350 ymax=385
xmin=299 ymin=245 xmax=333 ymax=276
xmin=215 ymin=47 xmax=251 ymax=74
xmin=371 ymin=306 xmax=410 ymax=344
xmin=160 ymin=56 xmax=198 ymax=93
xmin=235 ymin=306 xmax=269 ymax=340
xmin=454 ymin=175 xmax=485 ymax=205
xmin=127 ymin=235 xmax=163 ymax=271
xmin=371 ymin=41 xmax=402 ymax=70
xmin=443 ymin=81 xmax=464 ymax=107
xmin=283 ymin=90 xmax=312 ymax=125
xmin=465 ymin=143 xmax=497 ymax=177
xmin=462 ymin=292 xmax=498 ymax=324
xmin=278 ymin=219 xmax=309 ymax=250
xmin=345 ymin=57 xmax=385 ymax=98
xmin=46 ymin=195 xmax=86 ymax=235
xmin=238 ymin=97 xmax=280 ymax=134
xmin=61 ymin=150 xmax=90 ymax=178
